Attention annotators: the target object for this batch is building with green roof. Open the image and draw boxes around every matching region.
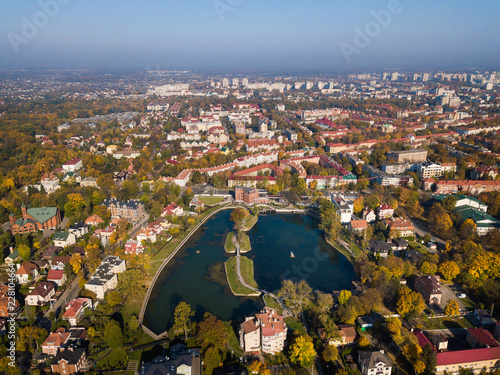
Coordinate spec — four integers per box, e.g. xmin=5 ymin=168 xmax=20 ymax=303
xmin=9 ymin=206 xmax=61 ymax=235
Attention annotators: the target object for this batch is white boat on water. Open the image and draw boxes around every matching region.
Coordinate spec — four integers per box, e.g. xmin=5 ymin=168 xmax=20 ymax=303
xmin=290 ymin=251 xmax=295 ymax=258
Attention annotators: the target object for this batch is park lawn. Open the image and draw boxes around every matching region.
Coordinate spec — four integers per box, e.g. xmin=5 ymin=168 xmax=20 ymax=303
xmin=419 ymin=316 xmax=474 ymax=330
xmin=225 ymin=257 xmax=258 ymax=296
xmin=97 ymin=347 xmax=128 ymax=369
xmin=409 ymin=241 xmax=429 ymax=254
xmin=284 ymin=317 xmax=307 ymax=336
xmin=242 ymin=214 xmax=258 ymax=231
xmin=225 ymin=232 xmax=236 ymax=253
xmin=225 ymin=322 xmax=245 ymax=356
xmin=238 ymin=232 xmax=252 ymax=252
xmin=263 ymin=295 xmax=282 ymax=315
xmin=341 ymin=235 xmax=363 ymax=257
xmin=239 ymin=256 xmax=259 ymax=289
xmin=198 ymin=196 xmax=225 ymax=205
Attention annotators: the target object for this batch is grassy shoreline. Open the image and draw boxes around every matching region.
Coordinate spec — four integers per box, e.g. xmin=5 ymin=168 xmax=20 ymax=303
xmin=224 ymin=256 xmax=259 ymax=296
xmin=225 ymin=232 xmax=236 ymax=253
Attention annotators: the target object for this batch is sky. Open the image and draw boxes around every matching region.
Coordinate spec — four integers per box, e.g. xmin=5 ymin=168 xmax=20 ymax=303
xmin=0 ymin=0 xmax=499 ymax=71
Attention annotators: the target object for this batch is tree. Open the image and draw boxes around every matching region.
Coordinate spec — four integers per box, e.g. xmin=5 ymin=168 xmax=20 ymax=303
xmin=70 ymin=253 xmax=83 ymax=274
xmin=105 ymin=290 xmax=121 ymax=307
xmin=438 ymin=261 xmax=460 ymax=281
xmin=289 ymin=335 xmax=316 ymax=367
xmin=203 ymin=346 xmax=221 ymax=375
xmin=174 ymin=301 xmax=195 ymax=339
xmin=322 ymin=345 xmax=338 ymax=363
xmin=318 ymin=199 xmax=341 ymax=239
xmin=420 ymin=261 xmax=437 ymax=275
xmin=87 ymin=326 xmax=96 ymax=337
xmin=196 ymin=312 xmax=230 ymax=353
xmin=104 ymin=320 xmax=123 ymax=348
xmin=18 ymin=244 xmax=31 ymax=262
xmin=78 ymin=277 xmax=87 ymax=290
xmin=248 ymin=361 xmax=271 ymax=375
xmin=338 ymin=289 xmax=352 ymax=306
xmin=414 ymin=360 xmax=426 ymax=374
xmin=277 ymin=279 xmax=313 ymax=316
xmin=353 ymin=196 xmax=364 ymax=214
xmin=460 ymin=219 xmax=477 ymax=240
xmin=316 ymin=292 xmax=333 ymax=311
xmin=422 ymin=343 xmax=437 ymax=375
xmin=230 ymin=208 xmax=248 ymax=229
xmin=444 ymin=299 xmax=460 ymax=316
xmin=17 ymin=326 xmax=47 ymax=351
xmin=365 ymin=195 xmax=381 ymax=210
xmin=357 ymin=335 xmax=370 ymax=348
xmin=128 ymin=315 xmax=139 ymax=331
xmin=396 ymin=286 xmax=425 ymax=317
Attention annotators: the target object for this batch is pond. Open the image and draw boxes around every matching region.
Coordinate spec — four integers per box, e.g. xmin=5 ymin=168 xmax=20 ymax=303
xmin=143 ymin=210 xmax=356 ymax=335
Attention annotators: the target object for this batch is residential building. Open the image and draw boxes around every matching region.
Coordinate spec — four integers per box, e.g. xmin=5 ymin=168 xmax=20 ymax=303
xmin=62 ymin=298 xmax=92 ymax=326
xmin=25 ymin=281 xmax=56 ymax=306
xmin=387 ymin=149 xmax=427 ymax=163
xmin=62 ymin=158 xmax=83 ymax=172
xmin=327 ymin=324 xmax=357 ymax=346
xmin=47 ymin=270 xmax=67 ymax=286
xmin=333 ymin=197 xmax=353 ymax=224
xmin=51 ymin=256 xmax=71 ymax=270
xmin=349 ymin=220 xmax=368 ymax=233
xmin=40 ymin=173 xmax=60 ymax=193
xmin=0 ymin=284 xmax=21 ymax=318
xmin=239 ymin=307 xmax=287 ymax=354
xmin=139 ymin=343 xmax=201 ymax=375
xmin=137 ymin=228 xmax=157 ymax=244
xmin=124 ymin=240 xmax=145 ymax=255
xmin=377 ymin=204 xmax=394 ymax=219
xmin=80 ymin=177 xmax=98 ymax=188
xmin=161 ymin=202 xmax=184 ymax=217
xmin=386 ymin=218 xmax=415 ymax=238
xmin=9 ymin=206 xmax=61 ymax=234
xmin=85 ymin=256 xmax=126 ymax=299
xmin=85 ymin=214 xmax=104 ymax=226
xmin=15 ymin=262 xmax=39 ymax=284
xmin=466 ymin=328 xmax=500 ymax=348
xmin=53 ymin=232 xmax=77 ymax=248
xmin=51 ymin=347 xmax=87 ymax=375
xmin=414 ymin=275 xmax=442 ymax=305
xmin=362 ymin=208 xmax=377 ymax=223
xmin=103 ymin=198 xmax=146 ymax=221
xmin=435 ymin=180 xmax=500 ymax=195
xmin=68 ymin=222 xmax=88 ymax=238
xmin=42 ymin=327 xmax=86 ymax=356
xmin=358 ymin=350 xmax=392 ymax=375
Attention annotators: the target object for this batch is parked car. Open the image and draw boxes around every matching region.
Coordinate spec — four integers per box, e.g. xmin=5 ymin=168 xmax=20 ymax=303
xmin=457 ymin=293 xmax=466 ymax=298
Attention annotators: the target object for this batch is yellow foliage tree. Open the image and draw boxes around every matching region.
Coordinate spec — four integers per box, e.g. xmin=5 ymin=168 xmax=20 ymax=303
xmin=289 ymin=335 xmax=316 ymax=367
xmin=70 ymin=254 xmax=82 ymax=274
xmin=444 ymin=299 xmax=460 ymax=316
xmin=438 ymin=261 xmax=460 ymax=281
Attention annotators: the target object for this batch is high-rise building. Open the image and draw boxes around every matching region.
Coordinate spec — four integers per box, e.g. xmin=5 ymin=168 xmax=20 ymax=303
xmin=222 ymin=78 xmax=229 ymax=88
xmin=232 ymin=78 xmax=239 ymax=87
xmin=242 ymin=78 xmax=249 ymax=86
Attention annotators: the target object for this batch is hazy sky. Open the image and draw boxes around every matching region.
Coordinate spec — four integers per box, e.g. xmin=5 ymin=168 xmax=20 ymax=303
xmin=0 ymin=0 xmax=499 ymax=71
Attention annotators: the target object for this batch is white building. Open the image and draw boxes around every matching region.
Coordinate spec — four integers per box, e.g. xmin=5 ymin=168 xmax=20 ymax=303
xmin=358 ymin=350 xmax=392 ymax=375
xmin=62 ymin=158 xmax=83 ymax=173
xmin=85 ymin=256 xmax=126 ymax=299
xmin=333 ymin=197 xmax=353 ymax=224
xmin=239 ymin=307 xmax=287 ymax=354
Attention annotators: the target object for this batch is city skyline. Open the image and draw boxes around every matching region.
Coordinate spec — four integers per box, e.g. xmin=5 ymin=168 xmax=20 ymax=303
xmin=0 ymin=0 xmax=499 ymax=71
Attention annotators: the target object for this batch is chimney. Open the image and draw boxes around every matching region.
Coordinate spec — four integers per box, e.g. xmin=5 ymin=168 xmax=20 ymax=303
xmin=9 ymin=246 xmax=14 ymax=254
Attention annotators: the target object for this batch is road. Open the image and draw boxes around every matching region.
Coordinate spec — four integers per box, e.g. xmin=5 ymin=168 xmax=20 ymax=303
xmin=409 ymin=217 xmax=445 ymax=250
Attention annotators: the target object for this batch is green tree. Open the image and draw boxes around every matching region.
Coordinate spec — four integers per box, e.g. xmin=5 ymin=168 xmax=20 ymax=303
xmin=174 ymin=301 xmax=195 ymax=339
xmin=316 ymin=292 xmax=333 ymax=311
xmin=104 ymin=320 xmax=123 ymax=348
xmin=289 ymin=335 xmax=316 ymax=367
xmin=203 ymin=346 xmax=221 ymax=375
xmin=128 ymin=315 xmax=139 ymax=331
xmin=420 ymin=261 xmax=437 ymax=275
xmin=365 ymin=195 xmax=381 ymax=210
xmin=105 ymin=290 xmax=121 ymax=307
xmin=18 ymin=244 xmax=31 ymax=262
xmin=277 ymin=279 xmax=313 ymax=316
xmin=422 ymin=343 xmax=437 ymax=375
xmin=322 ymin=345 xmax=338 ymax=362
xmin=318 ymin=199 xmax=341 ymax=239
xmin=338 ymin=289 xmax=352 ymax=306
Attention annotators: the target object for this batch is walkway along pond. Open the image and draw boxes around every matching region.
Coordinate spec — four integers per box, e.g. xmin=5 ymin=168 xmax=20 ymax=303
xmin=140 ymin=208 xmax=356 ymax=338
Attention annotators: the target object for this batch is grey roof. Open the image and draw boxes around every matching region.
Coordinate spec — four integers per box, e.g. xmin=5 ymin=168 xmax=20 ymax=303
xmin=358 ymin=350 xmax=392 ymax=370
xmin=52 ymin=347 xmax=86 ymax=365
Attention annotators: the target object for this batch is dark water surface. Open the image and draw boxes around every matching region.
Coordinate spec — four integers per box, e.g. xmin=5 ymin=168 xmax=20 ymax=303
xmin=143 ymin=210 xmax=356 ymax=335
